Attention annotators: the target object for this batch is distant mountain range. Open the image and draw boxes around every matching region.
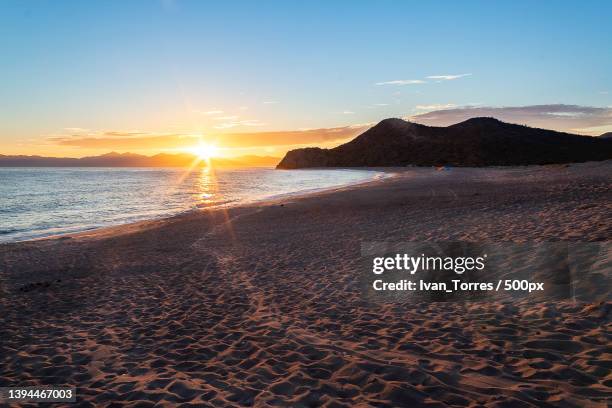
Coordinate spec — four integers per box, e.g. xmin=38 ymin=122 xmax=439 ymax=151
xmin=277 ymin=117 xmax=612 ymax=169
xmin=0 ymin=152 xmax=280 ymax=167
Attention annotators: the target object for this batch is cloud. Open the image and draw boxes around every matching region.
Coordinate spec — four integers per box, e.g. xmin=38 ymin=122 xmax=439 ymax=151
xmin=409 ymin=104 xmax=612 ymax=135
xmin=375 ymin=80 xmax=426 ymax=86
xmin=373 ymin=103 xmax=389 ymax=107
xmin=426 ymin=73 xmax=472 ymax=81
xmin=376 ymin=74 xmax=471 ymax=86
xmin=202 ymin=110 xmax=224 ymax=115
xmin=241 ymin=120 xmax=265 ymax=127
xmin=213 ymin=123 xmax=240 ymax=129
xmin=48 ymin=124 xmax=370 ymax=150
xmin=213 ymin=115 xmax=239 ymax=121
xmin=415 ymin=103 xmax=457 ymax=111
xmin=219 ymin=126 xmax=369 ymax=147
xmin=263 ymin=100 xmax=278 ymax=104
xmin=214 ymin=119 xmax=265 ymax=129
xmin=349 ymin=122 xmax=375 ymax=128
xmin=341 ymin=111 xmax=355 ymax=114
xmin=49 ymin=132 xmax=199 ymax=150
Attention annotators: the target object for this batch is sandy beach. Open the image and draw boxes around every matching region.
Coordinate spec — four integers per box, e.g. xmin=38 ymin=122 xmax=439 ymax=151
xmin=1 ymin=161 xmax=610 ymax=407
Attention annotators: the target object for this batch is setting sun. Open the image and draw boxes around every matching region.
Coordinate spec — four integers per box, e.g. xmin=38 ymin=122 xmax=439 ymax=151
xmin=190 ymin=143 xmax=219 ymax=160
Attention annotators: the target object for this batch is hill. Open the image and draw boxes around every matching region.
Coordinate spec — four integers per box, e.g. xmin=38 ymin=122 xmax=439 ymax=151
xmin=277 ymin=118 xmax=612 ymax=168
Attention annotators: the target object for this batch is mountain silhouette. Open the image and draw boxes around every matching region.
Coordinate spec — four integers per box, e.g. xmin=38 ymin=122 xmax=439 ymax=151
xmin=277 ymin=117 xmax=612 ymax=168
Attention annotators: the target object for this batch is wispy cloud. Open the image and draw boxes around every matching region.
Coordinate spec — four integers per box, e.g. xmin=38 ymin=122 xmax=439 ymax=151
xmin=426 ymin=73 xmax=471 ymax=81
xmin=213 ymin=115 xmax=239 ymax=121
xmin=241 ymin=120 xmax=265 ymax=127
xmin=214 ymin=123 xmax=239 ymax=129
xmin=373 ymin=103 xmax=389 ymax=107
xmin=214 ymin=119 xmax=265 ymax=129
xmin=48 ymin=132 xmax=199 ymax=150
xmin=349 ymin=122 xmax=375 ymax=129
xmin=375 ymin=79 xmax=425 ymax=86
xmin=415 ymin=104 xmax=457 ymax=111
xmin=376 ymin=74 xmax=471 ymax=86
xmin=263 ymin=100 xmax=278 ymax=104
xmin=341 ymin=110 xmax=355 ymax=114
xmin=48 ymin=124 xmax=368 ymax=149
xmin=219 ymin=125 xmax=369 ymax=147
xmin=410 ymin=104 xmax=612 ymax=135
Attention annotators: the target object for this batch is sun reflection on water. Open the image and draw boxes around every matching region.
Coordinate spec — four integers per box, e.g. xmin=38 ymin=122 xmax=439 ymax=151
xmin=195 ymin=165 xmax=218 ymax=206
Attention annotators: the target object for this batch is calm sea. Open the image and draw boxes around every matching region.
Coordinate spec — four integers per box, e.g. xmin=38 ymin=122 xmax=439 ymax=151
xmin=0 ymin=167 xmax=381 ymax=243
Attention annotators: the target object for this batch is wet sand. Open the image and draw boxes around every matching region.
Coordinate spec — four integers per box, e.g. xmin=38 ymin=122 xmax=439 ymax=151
xmin=0 ymin=161 xmax=611 ymax=407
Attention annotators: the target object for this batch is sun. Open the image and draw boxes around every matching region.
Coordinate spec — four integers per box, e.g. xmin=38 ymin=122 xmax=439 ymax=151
xmin=190 ymin=143 xmax=219 ymax=160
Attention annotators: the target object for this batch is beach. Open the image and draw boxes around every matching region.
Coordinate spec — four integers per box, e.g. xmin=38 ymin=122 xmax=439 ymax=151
xmin=1 ymin=161 xmax=610 ymax=407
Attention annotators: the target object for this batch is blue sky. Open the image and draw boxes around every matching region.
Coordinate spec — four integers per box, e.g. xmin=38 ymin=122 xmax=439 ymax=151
xmin=1 ymin=0 xmax=611 ymax=156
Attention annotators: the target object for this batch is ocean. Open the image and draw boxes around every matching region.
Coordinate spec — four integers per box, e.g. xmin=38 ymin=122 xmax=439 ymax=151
xmin=0 ymin=167 xmax=381 ymax=243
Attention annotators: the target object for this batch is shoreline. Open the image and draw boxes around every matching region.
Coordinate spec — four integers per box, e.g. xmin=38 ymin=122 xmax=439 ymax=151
xmin=1 ymin=167 xmax=392 ymax=245
xmin=10 ymin=159 xmax=609 ymax=246
xmin=5 ymin=161 xmax=611 ymax=246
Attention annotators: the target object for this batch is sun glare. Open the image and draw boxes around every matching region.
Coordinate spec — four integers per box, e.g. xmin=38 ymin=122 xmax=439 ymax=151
xmin=191 ymin=143 xmax=219 ymax=160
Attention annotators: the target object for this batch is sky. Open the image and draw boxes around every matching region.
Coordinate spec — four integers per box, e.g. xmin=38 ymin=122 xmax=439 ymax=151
xmin=1 ymin=0 xmax=611 ymax=158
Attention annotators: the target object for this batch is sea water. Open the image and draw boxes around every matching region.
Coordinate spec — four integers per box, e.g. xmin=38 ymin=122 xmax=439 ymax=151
xmin=0 ymin=167 xmax=381 ymax=242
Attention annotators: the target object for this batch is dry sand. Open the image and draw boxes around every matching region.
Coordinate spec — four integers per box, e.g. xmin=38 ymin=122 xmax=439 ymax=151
xmin=0 ymin=161 xmax=611 ymax=407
